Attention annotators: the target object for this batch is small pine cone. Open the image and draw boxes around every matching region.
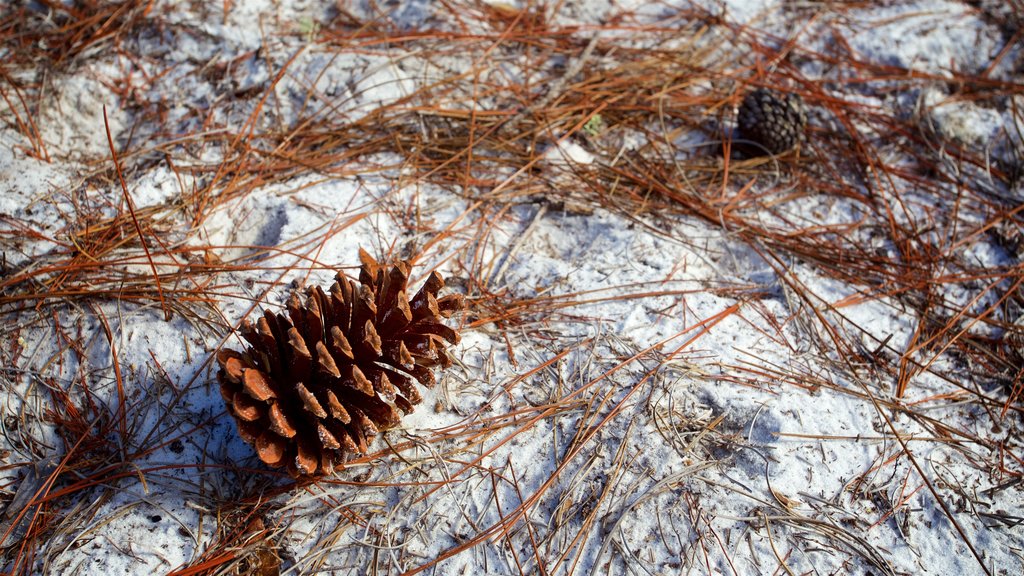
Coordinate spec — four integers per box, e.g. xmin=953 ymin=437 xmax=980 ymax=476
xmin=216 ymin=249 xmax=463 ymax=477
xmin=737 ymin=88 xmax=807 ymax=155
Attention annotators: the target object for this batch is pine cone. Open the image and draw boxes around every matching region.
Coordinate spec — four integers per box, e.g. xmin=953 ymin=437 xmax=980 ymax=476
xmin=216 ymin=249 xmax=463 ymax=477
xmin=737 ymin=88 xmax=807 ymax=155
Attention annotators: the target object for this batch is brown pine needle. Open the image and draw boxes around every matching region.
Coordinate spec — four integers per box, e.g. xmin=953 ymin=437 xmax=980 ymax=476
xmin=102 ymin=105 xmax=171 ymax=322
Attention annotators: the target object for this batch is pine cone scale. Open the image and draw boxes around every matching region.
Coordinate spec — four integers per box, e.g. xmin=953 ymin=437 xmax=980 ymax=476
xmin=366 ymin=368 xmax=397 ymax=401
xmin=378 ymin=366 xmax=420 ymax=404
xmin=328 ymin=284 xmax=350 ymax=331
xmin=296 ymin=383 xmax=327 ymax=418
xmin=379 ymin=293 xmax=413 ymax=335
xmin=326 ymin=326 xmax=352 ymax=359
xmin=242 ymin=369 xmax=275 ymax=401
xmin=256 ymin=432 xmax=287 ymax=466
xmin=295 ymin=439 xmax=318 ymax=475
xmin=394 ymin=396 xmax=415 ymax=415
xmin=407 ymin=322 xmax=460 ymax=344
xmin=437 ymin=295 xmax=463 ymax=315
xmin=352 ymin=287 xmax=376 ymax=327
xmin=218 ymin=350 xmax=246 ymax=382
xmin=343 ymin=364 xmax=373 ymax=396
xmin=382 ymin=340 xmax=415 ymax=369
xmin=232 ymin=392 xmax=262 ymax=421
xmin=361 ymin=320 xmax=383 ymax=355
xmin=268 ymin=403 xmax=298 ymax=437
xmin=317 ymin=422 xmax=341 ymax=450
xmin=286 ymin=328 xmax=312 ymax=382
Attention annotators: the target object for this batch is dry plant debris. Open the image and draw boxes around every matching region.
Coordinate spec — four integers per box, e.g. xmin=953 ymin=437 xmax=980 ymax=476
xmin=0 ymin=0 xmax=1022 ymax=575
xmin=217 ymin=249 xmax=462 ymax=477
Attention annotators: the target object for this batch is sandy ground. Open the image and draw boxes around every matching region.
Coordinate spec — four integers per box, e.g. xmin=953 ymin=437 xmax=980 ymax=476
xmin=1 ymin=1 xmax=1022 ymax=574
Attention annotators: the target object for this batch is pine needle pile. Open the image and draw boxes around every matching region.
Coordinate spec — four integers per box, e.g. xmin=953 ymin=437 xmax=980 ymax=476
xmin=216 ymin=250 xmax=462 ymax=477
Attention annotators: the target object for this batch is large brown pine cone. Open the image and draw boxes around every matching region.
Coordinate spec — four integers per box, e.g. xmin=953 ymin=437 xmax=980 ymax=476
xmin=216 ymin=249 xmax=462 ymax=477
xmin=737 ymin=88 xmax=807 ymax=155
